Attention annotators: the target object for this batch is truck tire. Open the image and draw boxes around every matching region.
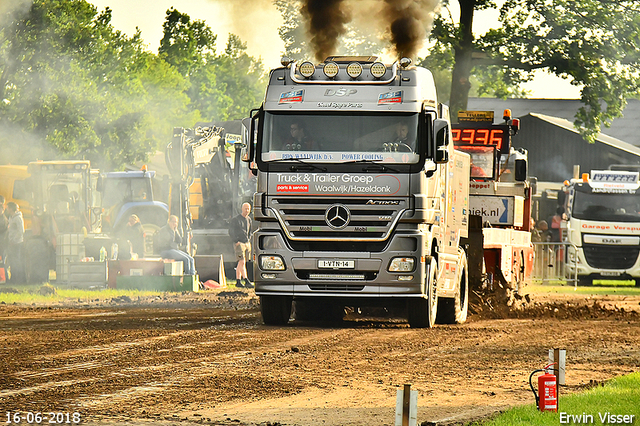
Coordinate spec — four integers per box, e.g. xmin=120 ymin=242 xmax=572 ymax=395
xmin=260 ymin=295 xmax=292 ymax=325
xmin=437 ymin=249 xmax=468 ymax=324
xmin=407 ymin=257 xmax=438 ymax=328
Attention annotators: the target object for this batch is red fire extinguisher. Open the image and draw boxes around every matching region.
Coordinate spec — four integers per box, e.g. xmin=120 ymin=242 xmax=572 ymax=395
xmin=529 ymin=363 xmax=557 ymax=412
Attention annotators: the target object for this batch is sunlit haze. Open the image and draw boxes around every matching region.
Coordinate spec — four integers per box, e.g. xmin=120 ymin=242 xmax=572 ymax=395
xmin=88 ymin=0 xmax=581 ymax=99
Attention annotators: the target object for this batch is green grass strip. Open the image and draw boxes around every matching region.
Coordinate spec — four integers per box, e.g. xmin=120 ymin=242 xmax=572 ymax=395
xmin=0 ymin=283 xmax=164 ymax=305
xmin=473 ymin=372 xmax=640 ymax=426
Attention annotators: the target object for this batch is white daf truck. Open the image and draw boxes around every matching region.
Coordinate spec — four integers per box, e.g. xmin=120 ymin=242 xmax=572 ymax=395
xmin=564 ymin=169 xmax=640 ymax=286
xmin=244 ymin=56 xmax=470 ymax=327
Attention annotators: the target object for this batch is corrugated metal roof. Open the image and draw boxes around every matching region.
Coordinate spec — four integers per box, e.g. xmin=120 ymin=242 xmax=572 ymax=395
xmin=509 ymin=114 xmax=640 ymax=182
xmin=466 ymin=98 xmax=640 ymax=147
xmin=530 ymin=113 xmax=640 ymax=157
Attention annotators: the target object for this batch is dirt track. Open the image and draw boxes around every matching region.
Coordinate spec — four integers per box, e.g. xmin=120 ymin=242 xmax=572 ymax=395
xmin=0 ymin=289 xmax=639 ymax=426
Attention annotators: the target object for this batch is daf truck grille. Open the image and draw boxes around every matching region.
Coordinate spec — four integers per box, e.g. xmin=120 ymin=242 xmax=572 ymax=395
xmin=583 ymin=244 xmax=640 ymax=269
xmin=270 ymin=197 xmax=407 ymax=242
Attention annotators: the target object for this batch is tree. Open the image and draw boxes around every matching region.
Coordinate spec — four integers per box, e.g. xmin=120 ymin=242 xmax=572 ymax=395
xmin=158 ymin=7 xmax=216 ymax=77
xmin=0 ymin=0 xmax=197 ymax=169
xmin=158 ymin=9 xmax=266 ymax=122
xmin=427 ymin=0 xmax=640 ymax=141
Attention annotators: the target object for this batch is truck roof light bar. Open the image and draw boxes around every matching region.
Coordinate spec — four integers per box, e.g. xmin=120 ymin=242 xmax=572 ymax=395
xmin=289 ymin=61 xmax=397 ymax=85
xmin=324 ymin=55 xmax=379 ymax=63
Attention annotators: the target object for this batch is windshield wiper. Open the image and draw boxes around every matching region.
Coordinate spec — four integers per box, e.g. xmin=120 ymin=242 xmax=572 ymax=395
xmin=268 ymin=157 xmax=327 ymax=172
xmin=344 ymin=159 xmax=399 ymax=173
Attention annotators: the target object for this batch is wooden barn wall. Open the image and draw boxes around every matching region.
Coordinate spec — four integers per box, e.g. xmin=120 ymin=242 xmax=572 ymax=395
xmin=510 ymin=116 xmax=640 ymax=182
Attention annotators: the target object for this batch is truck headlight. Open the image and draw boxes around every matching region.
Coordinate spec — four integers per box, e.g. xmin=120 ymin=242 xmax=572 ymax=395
xmin=388 ymin=257 xmax=415 ymax=272
xmin=260 ymin=255 xmax=285 ymax=271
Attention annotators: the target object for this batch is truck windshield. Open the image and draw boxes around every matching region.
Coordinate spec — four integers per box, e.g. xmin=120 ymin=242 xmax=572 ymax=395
xmin=571 ymin=186 xmax=640 ymax=222
xmin=261 ymin=112 xmax=421 ymax=164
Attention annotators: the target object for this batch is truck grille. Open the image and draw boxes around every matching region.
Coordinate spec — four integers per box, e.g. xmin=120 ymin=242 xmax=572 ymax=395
xmin=308 ymin=283 xmax=366 ymax=291
xmin=583 ymin=244 xmax=640 ymax=269
xmin=297 ymin=270 xmax=377 ymax=281
xmin=270 ymin=197 xmax=407 ymax=241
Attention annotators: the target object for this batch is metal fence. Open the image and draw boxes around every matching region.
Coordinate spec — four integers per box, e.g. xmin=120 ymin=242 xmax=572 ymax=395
xmin=531 ymin=242 xmax=578 ymax=286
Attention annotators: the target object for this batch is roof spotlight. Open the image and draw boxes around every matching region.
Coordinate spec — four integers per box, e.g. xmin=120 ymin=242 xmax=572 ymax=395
xmin=299 ymin=61 xmax=315 ymax=78
xmin=370 ymin=62 xmax=387 ymax=78
xmin=346 ymin=62 xmax=363 ymax=79
xmin=399 ymin=57 xmax=412 ymax=68
xmin=280 ymin=56 xmax=294 ymax=67
xmin=323 ymin=61 xmax=339 ymax=78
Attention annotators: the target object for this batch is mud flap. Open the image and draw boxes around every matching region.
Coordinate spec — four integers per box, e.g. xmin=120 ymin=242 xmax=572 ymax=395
xmin=466 ymin=214 xmax=484 ymax=292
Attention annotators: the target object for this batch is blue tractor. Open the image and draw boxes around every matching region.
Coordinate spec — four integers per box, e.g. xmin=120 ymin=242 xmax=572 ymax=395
xmin=99 ymin=169 xmax=169 ymax=255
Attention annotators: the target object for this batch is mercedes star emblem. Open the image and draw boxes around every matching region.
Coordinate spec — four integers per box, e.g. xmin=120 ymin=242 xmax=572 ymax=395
xmin=325 ymin=204 xmax=350 ymax=229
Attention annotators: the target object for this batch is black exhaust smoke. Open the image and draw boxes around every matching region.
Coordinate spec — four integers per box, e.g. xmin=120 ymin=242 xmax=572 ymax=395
xmin=383 ymin=0 xmax=439 ymax=60
xmin=300 ymin=0 xmax=440 ymax=62
xmin=301 ymin=0 xmax=351 ymax=62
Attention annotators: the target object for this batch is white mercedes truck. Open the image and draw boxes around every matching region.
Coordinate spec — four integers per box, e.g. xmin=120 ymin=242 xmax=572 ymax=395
xmin=564 ymin=169 xmax=640 ymax=286
xmin=244 ymin=56 xmax=470 ymax=327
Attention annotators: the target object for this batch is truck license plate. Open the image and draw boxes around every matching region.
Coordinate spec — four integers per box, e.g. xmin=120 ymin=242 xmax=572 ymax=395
xmin=601 ymin=271 xmax=622 ymax=276
xmin=318 ymin=260 xmax=354 ymax=269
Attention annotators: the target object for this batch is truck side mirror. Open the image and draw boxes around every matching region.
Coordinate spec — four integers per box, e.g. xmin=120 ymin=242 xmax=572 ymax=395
xmin=515 ymin=159 xmax=527 ymax=182
xmin=433 ymin=118 xmax=450 ymax=164
xmin=435 ymin=149 xmax=449 ymax=164
xmin=243 ymin=108 xmax=261 ymax=163
xmin=433 ymin=119 xmax=450 ymax=147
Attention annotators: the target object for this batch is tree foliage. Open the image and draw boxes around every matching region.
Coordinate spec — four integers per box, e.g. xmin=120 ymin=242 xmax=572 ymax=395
xmin=158 ymin=9 xmax=266 ymax=122
xmin=425 ymin=0 xmax=640 ymax=142
xmin=0 ymin=0 xmax=266 ymax=170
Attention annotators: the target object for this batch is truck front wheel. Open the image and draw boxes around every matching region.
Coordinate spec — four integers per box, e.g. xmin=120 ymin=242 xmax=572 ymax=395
xmin=407 ymin=257 xmax=438 ymax=328
xmin=260 ymin=295 xmax=292 ymax=325
xmin=437 ymin=249 xmax=468 ymax=324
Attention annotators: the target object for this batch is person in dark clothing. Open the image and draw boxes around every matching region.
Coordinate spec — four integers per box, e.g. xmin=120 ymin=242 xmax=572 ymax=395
xmin=122 ymin=214 xmax=145 ymax=259
xmin=229 ymin=202 xmax=253 ymax=288
xmin=0 ymin=195 xmax=8 ymax=263
xmin=282 ymin=121 xmax=317 ymax=151
xmin=156 ymin=215 xmax=196 ymax=276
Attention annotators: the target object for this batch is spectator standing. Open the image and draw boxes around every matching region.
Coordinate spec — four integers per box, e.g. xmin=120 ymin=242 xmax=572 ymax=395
xmin=123 ymin=214 xmax=145 ymax=259
xmin=229 ymin=202 xmax=253 ymax=289
xmin=6 ymin=202 xmax=24 ymax=283
xmin=156 ymin=215 xmax=196 ymax=276
xmin=0 ymin=195 xmax=8 ymax=262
